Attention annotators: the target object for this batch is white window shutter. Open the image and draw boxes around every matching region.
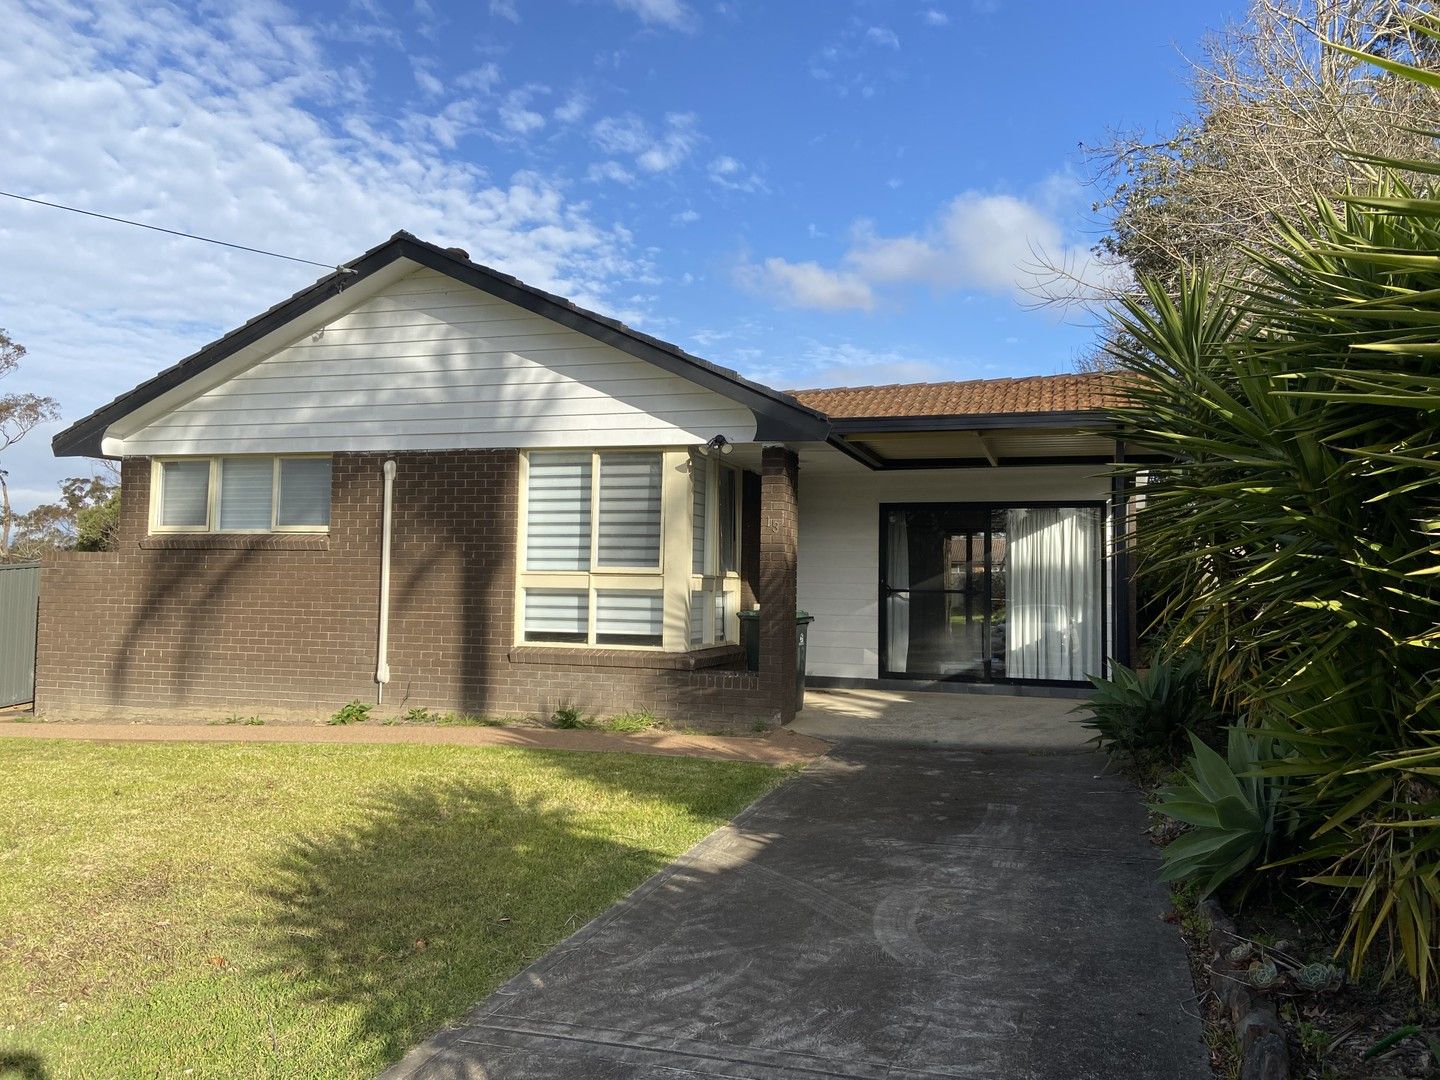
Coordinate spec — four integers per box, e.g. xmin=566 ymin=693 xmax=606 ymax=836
xmin=691 ymin=456 xmax=708 ymax=574
xmin=596 ymin=590 xmax=663 ymax=643
xmin=527 ymin=453 xmax=592 ymax=571
xmin=159 ymin=460 xmax=211 ymax=528
xmin=689 ymin=590 xmax=705 ymax=646
xmin=218 ymin=459 xmax=275 ymax=530
xmin=597 ymin=453 xmax=661 ymax=567
xmin=277 ymin=459 xmax=332 ymax=526
xmin=524 ymin=589 xmax=588 ymax=640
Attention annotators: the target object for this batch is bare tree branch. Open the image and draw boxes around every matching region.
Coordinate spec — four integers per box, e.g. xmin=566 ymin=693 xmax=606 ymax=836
xmin=1029 ymin=0 xmax=1440 ymax=369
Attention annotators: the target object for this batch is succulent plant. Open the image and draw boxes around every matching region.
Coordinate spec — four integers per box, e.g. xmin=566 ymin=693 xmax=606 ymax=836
xmin=1248 ymin=959 xmax=1281 ymax=990
xmin=1293 ymin=962 xmax=1343 ymax=993
xmin=1227 ymin=941 xmax=1255 ymax=964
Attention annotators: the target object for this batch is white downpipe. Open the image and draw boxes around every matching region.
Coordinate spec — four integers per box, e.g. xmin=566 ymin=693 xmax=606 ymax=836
xmin=376 ymin=459 xmax=397 ymax=701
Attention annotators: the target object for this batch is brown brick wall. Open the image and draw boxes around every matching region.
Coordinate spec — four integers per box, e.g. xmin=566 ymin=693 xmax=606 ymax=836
xmin=35 ymin=451 xmax=784 ymax=731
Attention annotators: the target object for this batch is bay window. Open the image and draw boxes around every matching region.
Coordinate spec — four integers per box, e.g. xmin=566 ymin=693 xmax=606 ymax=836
xmin=518 ymin=448 xmax=742 ymax=650
xmin=151 ymin=456 xmax=332 ymax=533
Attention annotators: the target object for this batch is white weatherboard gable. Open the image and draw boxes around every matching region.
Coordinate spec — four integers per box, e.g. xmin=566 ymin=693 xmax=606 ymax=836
xmin=110 ymin=266 xmax=758 ymax=456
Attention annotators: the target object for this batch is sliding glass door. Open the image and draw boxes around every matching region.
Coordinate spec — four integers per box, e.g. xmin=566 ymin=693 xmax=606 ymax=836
xmin=881 ymin=503 xmax=1103 ymax=684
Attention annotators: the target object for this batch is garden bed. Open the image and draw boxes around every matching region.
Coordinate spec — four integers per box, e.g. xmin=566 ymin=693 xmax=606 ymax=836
xmin=1162 ymin=836 xmax=1440 ymax=1078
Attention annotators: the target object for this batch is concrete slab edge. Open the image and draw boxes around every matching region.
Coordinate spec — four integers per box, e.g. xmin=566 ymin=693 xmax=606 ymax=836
xmin=1199 ymin=897 xmax=1290 ymax=1080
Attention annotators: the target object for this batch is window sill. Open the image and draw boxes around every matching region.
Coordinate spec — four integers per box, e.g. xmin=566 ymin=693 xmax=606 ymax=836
xmin=139 ymin=533 xmax=330 ymax=551
xmin=508 ymin=643 xmax=744 ymax=671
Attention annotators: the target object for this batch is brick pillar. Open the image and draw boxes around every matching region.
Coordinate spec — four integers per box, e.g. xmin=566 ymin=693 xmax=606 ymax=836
xmin=757 ymin=445 xmax=799 ymax=723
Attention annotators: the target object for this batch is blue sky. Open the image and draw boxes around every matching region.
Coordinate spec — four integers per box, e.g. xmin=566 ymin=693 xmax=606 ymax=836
xmin=0 ymin=0 xmax=1243 ymax=510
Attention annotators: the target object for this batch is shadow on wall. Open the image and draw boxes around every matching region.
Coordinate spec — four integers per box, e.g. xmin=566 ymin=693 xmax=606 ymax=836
xmin=245 ymin=751 xmax=767 ymax=1072
xmin=116 ymin=544 xmax=267 ymax=704
xmin=385 ymin=449 xmax=510 ymax=717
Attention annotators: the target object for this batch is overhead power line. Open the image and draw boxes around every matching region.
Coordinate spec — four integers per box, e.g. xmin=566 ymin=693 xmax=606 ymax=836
xmin=0 ymin=189 xmax=349 ymax=272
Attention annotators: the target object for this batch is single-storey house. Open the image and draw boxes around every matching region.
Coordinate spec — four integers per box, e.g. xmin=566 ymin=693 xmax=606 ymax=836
xmin=39 ymin=232 xmax=1137 ymax=729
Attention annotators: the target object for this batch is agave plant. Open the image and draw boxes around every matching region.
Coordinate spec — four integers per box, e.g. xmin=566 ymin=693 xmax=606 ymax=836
xmin=1154 ymin=728 xmax=1289 ymax=898
xmin=1073 ymin=655 xmax=1219 ymax=765
xmin=1109 ymin=12 xmax=1440 ymax=994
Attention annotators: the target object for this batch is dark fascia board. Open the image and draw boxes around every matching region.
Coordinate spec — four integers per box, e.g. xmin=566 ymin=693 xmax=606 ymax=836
xmin=860 ymin=454 xmax=1169 ymax=471
xmin=53 ymin=231 xmax=831 ymax=457
xmin=824 ymin=435 xmax=886 ymax=470
xmin=829 ymin=410 xmax=1115 ymax=435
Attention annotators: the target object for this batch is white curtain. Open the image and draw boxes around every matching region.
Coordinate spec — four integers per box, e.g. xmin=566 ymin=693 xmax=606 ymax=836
xmin=886 ymin=513 xmax=910 ymax=672
xmin=1006 ymin=508 xmax=1100 ymax=681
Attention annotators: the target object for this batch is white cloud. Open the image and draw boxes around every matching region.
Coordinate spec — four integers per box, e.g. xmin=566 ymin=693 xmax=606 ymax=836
xmin=591 ymin=113 xmax=650 ymax=155
xmin=490 ymin=0 xmax=519 ymax=22
xmin=789 ymin=344 xmax=958 ymax=389
xmin=499 ymin=90 xmax=546 ymax=134
xmin=0 ymin=0 xmax=648 ymax=513
xmin=672 ymin=208 xmax=700 ymax=225
xmin=921 ymin=8 xmax=949 ymax=26
xmin=614 ymin=0 xmax=696 ymax=30
xmin=455 ymin=63 xmax=502 ymax=92
xmin=553 ymin=92 xmax=589 ymax=124
xmin=749 ymin=184 xmax=1113 ymax=311
xmin=638 ymin=113 xmax=698 ymax=171
xmin=809 ymin=20 xmax=906 ymax=97
xmin=412 ymin=59 xmax=444 ymax=97
xmin=706 ymin=154 xmax=766 ymax=193
xmin=739 ymin=259 xmax=875 ymax=312
xmin=591 ymin=111 xmax=699 ymax=173
xmin=587 ymin=160 xmax=636 ymax=184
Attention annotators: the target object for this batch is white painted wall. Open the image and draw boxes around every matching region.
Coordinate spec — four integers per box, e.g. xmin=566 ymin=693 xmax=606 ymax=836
xmin=796 ymin=460 xmax=1113 ymax=681
xmin=113 ymin=267 xmax=757 ymax=455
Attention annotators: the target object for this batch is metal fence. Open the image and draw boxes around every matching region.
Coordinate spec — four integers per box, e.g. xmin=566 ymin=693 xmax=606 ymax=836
xmin=0 ymin=562 xmax=40 ymax=707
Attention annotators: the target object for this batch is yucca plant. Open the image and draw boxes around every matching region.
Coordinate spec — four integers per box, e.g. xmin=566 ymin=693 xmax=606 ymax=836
xmin=1154 ymin=728 xmax=1289 ymax=898
xmin=1107 ymin=13 xmax=1440 ymax=995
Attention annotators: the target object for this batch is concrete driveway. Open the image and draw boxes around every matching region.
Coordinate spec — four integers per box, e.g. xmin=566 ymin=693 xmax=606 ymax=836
xmin=385 ymin=694 xmax=1210 ymax=1079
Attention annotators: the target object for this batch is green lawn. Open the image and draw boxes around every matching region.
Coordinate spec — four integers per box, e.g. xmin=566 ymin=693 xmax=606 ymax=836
xmin=0 ymin=740 xmax=784 ymax=1079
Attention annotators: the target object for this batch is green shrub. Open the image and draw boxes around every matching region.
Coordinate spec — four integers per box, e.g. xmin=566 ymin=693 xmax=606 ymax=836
xmin=328 ymin=700 xmax=373 ymax=726
xmin=1099 ymin=18 xmax=1440 ymax=992
xmin=1072 ymin=655 xmax=1219 ymax=765
xmin=598 ymin=710 xmax=660 ymax=733
xmin=551 ymin=705 xmax=588 ymax=729
xmin=399 ymin=706 xmax=442 ymax=724
xmin=1153 ymin=728 xmax=1288 ymax=898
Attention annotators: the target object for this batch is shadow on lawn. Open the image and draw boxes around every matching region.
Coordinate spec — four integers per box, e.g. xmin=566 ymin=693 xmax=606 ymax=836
xmin=0 ymin=1053 xmax=48 ymax=1079
xmin=251 ymin=758 xmax=761 ymax=1073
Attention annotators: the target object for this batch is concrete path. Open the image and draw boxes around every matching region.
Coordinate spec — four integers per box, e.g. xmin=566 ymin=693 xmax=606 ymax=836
xmin=0 ymin=720 xmax=824 ymax=767
xmin=384 ymin=721 xmax=1210 ymax=1078
xmin=791 ymin=687 xmax=1087 ymax=749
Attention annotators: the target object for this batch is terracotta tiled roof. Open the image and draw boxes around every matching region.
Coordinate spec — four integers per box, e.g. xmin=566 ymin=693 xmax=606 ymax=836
xmin=787 ymin=373 xmax=1118 ymax=420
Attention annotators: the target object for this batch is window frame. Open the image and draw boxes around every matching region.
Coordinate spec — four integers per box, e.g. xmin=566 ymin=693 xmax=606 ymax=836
xmin=516 ymin=448 xmax=744 ymax=652
xmin=148 ymin=455 xmax=333 ymax=535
